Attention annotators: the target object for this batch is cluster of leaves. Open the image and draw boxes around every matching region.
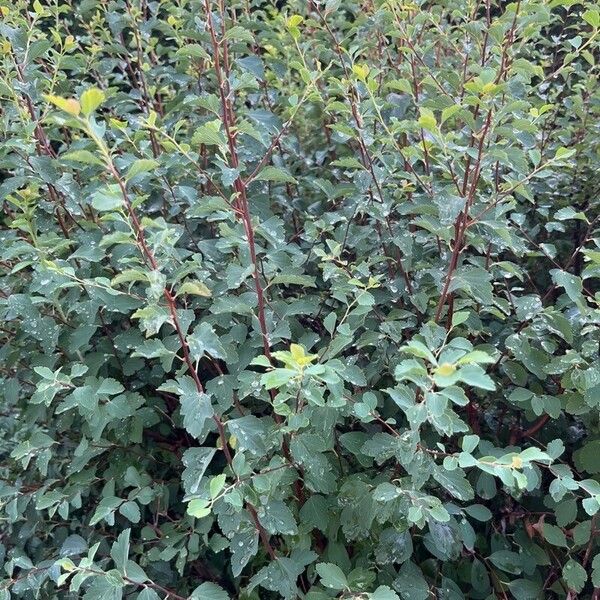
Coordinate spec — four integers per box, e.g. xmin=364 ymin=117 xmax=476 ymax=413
xmin=1 ymin=0 xmax=599 ymax=598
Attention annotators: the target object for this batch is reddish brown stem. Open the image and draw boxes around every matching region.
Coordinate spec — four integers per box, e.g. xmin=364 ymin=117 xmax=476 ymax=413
xmin=521 ymin=414 xmax=550 ymax=440
xmin=203 ymin=0 xmax=272 ymax=359
xmin=202 ymin=0 xmax=289 ymax=559
xmin=246 ymin=502 xmax=276 ymax=560
xmin=108 ymin=164 xmax=233 ymax=467
xmin=434 ymin=109 xmax=493 ymax=323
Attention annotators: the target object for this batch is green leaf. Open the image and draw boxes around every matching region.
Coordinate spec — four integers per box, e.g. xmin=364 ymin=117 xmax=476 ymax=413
xmin=489 ymin=550 xmax=523 ymax=574
xmin=261 ymin=368 xmax=297 ymax=390
xmin=375 ymin=529 xmax=412 ymax=565
xmin=176 ymin=44 xmax=209 ymax=59
xmin=80 ymin=88 xmax=105 ymax=115
xmin=89 ymin=497 xmax=122 ymax=526
xmin=192 ymin=120 xmax=228 ymax=151
xmin=583 ymin=9 xmax=600 ymax=28
xmin=187 ymin=498 xmax=211 ymax=518
xmin=60 ymin=534 xmax=88 ymax=557
xmin=290 ymin=434 xmax=336 ymax=493
xmin=330 ymin=157 xmax=364 ymax=169
xmin=575 ymin=441 xmax=600 ymax=474
xmin=191 ymin=582 xmax=230 ymax=600
xmin=227 ymin=416 xmax=268 ymax=456
xmin=316 ymin=563 xmax=348 ymax=590
xmin=352 ymin=63 xmax=369 ymax=81
xmin=562 ymin=559 xmax=587 ymax=592
xmin=177 ymin=280 xmax=212 ymax=297
xmin=542 ymin=523 xmax=568 ymax=547
xmin=393 ymin=561 xmax=429 ymax=600
xmin=224 ymin=25 xmax=255 ymax=43
xmin=551 ymin=269 xmax=584 ymax=305
xmin=464 ymin=504 xmax=493 ymax=522
xmin=230 ymin=529 xmax=258 ymax=577
xmin=254 ymin=165 xmax=297 ymax=184
xmin=462 ymin=434 xmax=480 ymax=453
xmin=82 ymin=576 xmax=123 ymax=600
xmin=418 ymin=109 xmax=437 ymax=131
xmin=372 ymin=586 xmax=400 ymax=600
xmin=471 ymin=560 xmax=491 ymax=594
xmin=433 ymin=467 xmax=474 ymax=500
xmin=188 ymin=322 xmax=226 ymax=361
xmin=91 ymin=184 xmax=123 ymax=212
xmin=210 ymin=474 xmax=226 ymax=499
xmin=119 ymin=501 xmax=141 ymax=523
xmin=126 ymin=159 xmax=159 ymax=180
xmin=553 ymin=147 xmax=576 ymax=160
xmin=457 ymin=365 xmax=495 ymax=390
xmin=451 ymin=311 xmax=470 ymax=327
xmin=456 ymin=350 xmax=495 ymax=365
xmin=180 ymin=388 xmax=214 ymax=441
xmin=137 ymin=589 xmax=161 ymax=600
xmin=508 ymin=578 xmax=541 ymax=600
xmin=110 ymin=529 xmax=130 ymax=571
xmin=401 ymin=339 xmax=437 ymax=363
xmin=592 ymin=554 xmax=600 ymax=587
xmin=258 ymin=500 xmax=298 ymax=535
xmin=270 ymin=274 xmax=316 ymax=287
xmin=43 ymin=93 xmax=80 ymax=115
xmin=62 ymin=150 xmax=105 ymax=166
xmin=181 ymin=447 xmax=216 ymax=495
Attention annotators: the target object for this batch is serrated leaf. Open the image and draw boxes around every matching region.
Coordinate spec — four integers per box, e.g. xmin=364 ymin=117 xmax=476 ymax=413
xmin=261 ymin=368 xmax=296 ymax=390
xmin=562 ymin=559 xmax=587 ymax=592
xmin=254 ymin=165 xmax=297 ymax=184
xmin=191 ymin=582 xmax=229 ymax=600
xmin=177 ymin=280 xmax=212 ymax=297
xmin=316 ymin=562 xmax=348 ymax=590
xmin=62 ymin=150 xmax=105 ymax=166
xmin=126 ymin=159 xmax=159 ymax=180
xmin=110 ymin=529 xmax=130 ymax=571
xmin=80 ymin=88 xmax=105 ymax=115
xmin=181 ymin=447 xmax=216 ymax=495
xmin=187 ymin=498 xmax=211 ymax=518
xmin=210 ymin=474 xmax=226 ymax=499
xmin=188 ymin=322 xmax=226 ymax=361
xmin=393 ymin=561 xmax=429 ymax=600
xmin=192 ymin=120 xmax=227 ymax=151
xmin=44 ymin=94 xmax=80 ymax=115
xmin=91 ymin=184 xmax=123 ymax=212
xmin=119 ymin=501 xmax=141 ymax=523
xmin=372 ymin=586 xmax=400 ymax=600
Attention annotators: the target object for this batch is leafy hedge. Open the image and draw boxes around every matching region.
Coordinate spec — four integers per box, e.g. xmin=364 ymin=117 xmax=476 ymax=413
xmin=1 ymin=0 xmax=600 ymax=598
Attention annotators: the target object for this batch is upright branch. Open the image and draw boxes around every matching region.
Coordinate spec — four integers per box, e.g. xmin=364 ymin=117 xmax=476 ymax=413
xmin=434 ymin=109 xmax=494 ymax=324
xmin=434 ymin=0 xmax=523 ymax=325
xmin=104 ymin=159 xmax=234 ymax=467
xmin=315 ymin=5 xmax=414 ymax=296
xmin=202 ymin=0 xmax=286 ymax=556
xmin=203 ymin=0 xmax=272 ymax=362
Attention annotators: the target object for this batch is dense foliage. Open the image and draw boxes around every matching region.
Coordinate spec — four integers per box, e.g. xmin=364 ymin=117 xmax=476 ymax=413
xmin=1 ymin=0 xmax=599 ymax=598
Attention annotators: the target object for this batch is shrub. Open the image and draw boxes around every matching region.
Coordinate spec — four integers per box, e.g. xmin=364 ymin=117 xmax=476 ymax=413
xmin=1 ymin=0 xmax=599 ymax=598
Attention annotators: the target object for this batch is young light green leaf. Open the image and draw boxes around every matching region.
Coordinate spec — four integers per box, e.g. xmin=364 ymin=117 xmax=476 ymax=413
xmin=80 ymin=88 xmax=105 ymax=115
